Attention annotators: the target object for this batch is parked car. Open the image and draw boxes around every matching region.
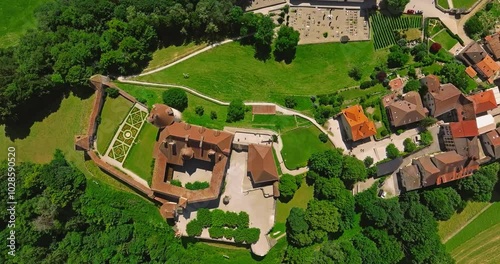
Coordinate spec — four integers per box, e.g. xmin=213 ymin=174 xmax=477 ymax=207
xmin=407 ymin=9 xmax=415 ymax=14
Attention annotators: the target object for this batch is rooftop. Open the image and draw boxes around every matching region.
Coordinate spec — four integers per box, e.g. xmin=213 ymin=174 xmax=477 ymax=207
xmin=475 ymin=55 xmax=500 ymax=78
xmin=247 ymin=144 xmax=279 ymax=184
xmin=341 ymin=104 xmax=376 ymax=141
xmin=450 ymin=119 xmax=479 ymax=138
xmin=386 ymin=91 xmax=428 ymax=127
xmin=485 ymin=32 xmax=500 ymax=60
xmin=467 ymin=90 xmax=497 ymax=114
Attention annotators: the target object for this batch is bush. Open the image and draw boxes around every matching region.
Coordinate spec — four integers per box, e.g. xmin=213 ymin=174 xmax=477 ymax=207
xmin=403 ymin=138 xmax=417 ymax=153
xmin=226 ymin=100 xmax=245 ymax=123
xmin=185 ymin=181 xmax=209 ymax=190
xmin=210 ymin=110 xmax=217 ymax=120
xmin=420 ymin=130 xmax=433 ymax=146
xmin=348 ymin=67 xmax=362 ymax=81
xmin=197 ymin=208 xmax=212 ymax=227
xmin=170 ymin=179 xmax=182 ymax=187
xmin=223 ymin=228 xmax=234 ymax=239
xmin=285 ymin=96 xmax=297 ymax=108
xmin=295 ymin=174 xmax=303 ymax=187
xmin=318 ymin=133 xmax=328 ymax=143
xmin=386 ymin=143 xmax=400 ymax=159
xmin=195 ymin=106 xmax=204 ymax=116
xmin=234 ymin=228 xmax=261 ymax=244
xmin=279 ymin=174 xmax=299 ymax=201
xmin=162 ymin=88 xmax=188 ymax=112
xmin=360 ymin=79 xmax=378 ymax=89
xmin=380 ymin=129 xmax=388 ymax=137
xmin=323 ymin=32 xmax=328 ymax=38
xmin=225 ymin=212 xmax=239 ymax=228
xmin=186 ymin=219 xmax=203 ymax=237
xmin=277 ymin=17 xmax=284 ymax=25
xmin=396 ymin=129 xmax=404 ymax=135
xmin=403 ymin=79 xmax=421 ymax=93
xmin=211 ymin=209 xmax=226 ymax=227
xmin=106 ymin=87 xmax=120 ymax=98
xmin=272 ymin=134 xmax=278 ymax=142
xmin=364 ymin=156 xmax=374 ymax=167
xmin=208 ymin=227 xmax=225 ymax=239
xmin=237 ymin=212 xmax=250 ymax=229
xmin=430 ymin=42 xmax=442 ymax=54
xmin=283 ymin=4 xmax=290 ymax=13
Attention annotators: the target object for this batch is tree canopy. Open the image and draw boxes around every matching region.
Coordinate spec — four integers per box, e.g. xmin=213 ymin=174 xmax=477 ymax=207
xmin=274 ymin=26 xmax=300 ymax=63
xmin=162 ymin=88 xmax=188 ymax=112
xmin=226 ymin=99 xmax=246 ymax=122
xmin=439 ymin=62 xmax=469 ymax=92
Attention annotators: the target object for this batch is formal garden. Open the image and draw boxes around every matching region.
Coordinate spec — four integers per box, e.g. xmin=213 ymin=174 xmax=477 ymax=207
xmin=96 ymin=96 xmax=134 ymax=154
xmin=371 ymin=13 xmax=423 ymax=49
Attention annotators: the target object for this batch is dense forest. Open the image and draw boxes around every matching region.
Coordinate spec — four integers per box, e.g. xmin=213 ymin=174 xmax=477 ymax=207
xmin=0 ymin=0 xmax=268 ymax=124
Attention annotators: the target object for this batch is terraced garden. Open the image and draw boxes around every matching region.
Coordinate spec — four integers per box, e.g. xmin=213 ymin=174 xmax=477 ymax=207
xmin=371 ymin=13 xmax=423 ymax=49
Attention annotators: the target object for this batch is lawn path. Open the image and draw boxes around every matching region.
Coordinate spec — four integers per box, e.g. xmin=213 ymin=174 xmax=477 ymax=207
xmin=442 ymin=203 xmax=493 ymax=243
xmin=116 ymin=80 xmax=346 ymax=156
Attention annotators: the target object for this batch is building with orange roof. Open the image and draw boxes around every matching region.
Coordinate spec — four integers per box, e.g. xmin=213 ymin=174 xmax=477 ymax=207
xmin=475 ymin=55 xmax=500 ymax=80
xmin=485 ymin=32 xmax=500 ymax=60
xmin=465 ymin=66 xmax=477 ymax=78
xmin=467 ymin=90 xmax=498 ymax=114
xmin=389 ymin=78 xmax=404 ymax=92
xmin=340 ymin=104 xmax=376 ymax=141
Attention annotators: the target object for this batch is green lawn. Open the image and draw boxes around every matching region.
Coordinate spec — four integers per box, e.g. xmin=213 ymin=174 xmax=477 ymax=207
xmin=0 ymin=0 xmax=46 ymax=48
xmin=275 ymin=179 xmax=314 ymax=223
xmin=438 ymin=201 xmax=489 ymax=241
xmin=135 ymin=41 xmax=387 ymax=103
xmin=143 ymin=42 xmax=207 ymax=72
xmin=281 ymin=125 xmax=335 ymax=169
xmin=428 ymin=19 xmax=445 ymax=38
xmin=452 ymin=0 xmax=478 ymax=9
xmin=432 ymin=30 xmax=458 ymax=50
xmin=0 ymin=93 xmax=136 ymax=193
xmin=437 ymin=0 xmax=450 ymax=9
xmin=422 ymin=62 xmax=443 ymax=75
xmin=96 ymin=96 xmax=134 ymax=155
xmin=123 ymin=123 xmax=158 ymax=185
xmin=446 ymin=202 xmax=500 ymax=263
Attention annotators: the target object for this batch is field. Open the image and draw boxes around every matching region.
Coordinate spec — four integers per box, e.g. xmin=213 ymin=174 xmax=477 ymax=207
xmin=438 ymin=201 xmax=489 ymax=241
xmin=280 ymin=125 xmax=335 ymax=169
xmin=446 ymin=202 xmax=500 ymax=263
xmin=275 ymin=179 xmax=314 ymax=223
xmin=143 ymin=42 xmax=207 ymax=72
xmin=135 ymin=41 xmax=388 ymax=103
xmin=452 ymin=0 xmax=478 ymax=9
xmin=0 ymin=0 xmax=46 ymax=48
xmin=371 ymin=13 xmax=423 ymax=49
xmin=432 ymin=30 xmax=459 ymax=50
xmin=427 ymin=19 xmax=445 ymax=38
xmin=96 ymin=96 xmax=134 ymax=155
xmin=437 ymin=0 xmax=450 ymax=9
xmin=123 ymin=123 xmax=158 ymax=184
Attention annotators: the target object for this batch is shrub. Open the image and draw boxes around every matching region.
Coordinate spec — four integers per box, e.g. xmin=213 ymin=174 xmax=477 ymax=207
xmin=360 ymin=80 xmax=378 ymax=89
xmin=234 ymin=228 xmax=261 ymax=244
xmin=396 ymin=129 xmax=404 ymax=135
xmin=283 ymin=4 xmax=290 ymax=13
xmin=170 ymin=179 xmax=182 ymax=187
xmin=185 ymin=181 xmax=209 ymax=190
xmin=364 ymin=156 xmax=374 ymax=167
xmin=237 ymin=212 xmax=250 ymax=229
xmin=430 ymin=42 xmax=442 ymax=54
xmin=106 ymin=87 xmax=120 ymax=98
xmin=210 ymin=111 xmax=217 ymax=120
xmin=420 ymin=130 xmax=433 ymax=146
xmin=197 ymin=208 xmax=212 ymax=227
xmin=195 ymin=106 xmax=204 ymax=116
xmin=380 ymin=129 xmax=388 ymax=137
xmin=373 ymin=113 xmax=381 ymax=121
xmin=403 ymin=138 xmax=417 ymax=153
xmin=403 ymin=79 xmax=421 ymax=93
xmin=162 ymin=88 xmax=188 ymax=112
xmin=279 ymin=174 xmax=299 ymax=201
xmin=272 ymin=134 xmax=278 ymax=142
xmin=348 ymin=66 xmax=362 ymax=81
xmin=376 ymin=71 xmax=387 ymax=82
xmin=211 ymin=209 xmax=226 ymax=228
xmin=225 ymin=212 xmax=239 ymax=228
xmin=209 ymin=227 xmax=225 ymax=239
xmin=285 ymin=96 xmax=297 ymax=108
xmin=186 ymin=219 xmax=203 ymax=237
xmin=323 ymin=32 xmax=328 ymax=38
xmin=223 ymin=228 xmax=234 ymax=239
xmin=318 ymin=133 xmax=328 ymax=143
xmin=277 ymin=17 xmax=284 ymax=25
xmin=295 ymin=174 xmax=303 ymax=187
xmin=226 ymin=100 xmax=245 ymax=122
xmin=386 ymin=143 xmax=401 ymax=159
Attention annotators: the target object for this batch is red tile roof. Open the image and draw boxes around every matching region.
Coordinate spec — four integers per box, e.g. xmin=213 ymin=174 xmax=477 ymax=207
xmin=389 ymin=78 xmax=404 ymax=91
xmin=475 ymin=55 xmax=500 ymax=78
xmin=485 ymin=32 xmax=500 ymax=60
xmin=341 ymin=105 xmax=377 ymax=141
xmin=465 ymin=66 xmax=477 ymax=78
xmin=247 ymin=144 xmax=279 ymax=184
xmin=450 ymin=120 xmax=479 ymax=138
xmin=252 ymin=105 xmax=276 ymax=115
xmin=467 ymin=90 xmax=497 ymax=114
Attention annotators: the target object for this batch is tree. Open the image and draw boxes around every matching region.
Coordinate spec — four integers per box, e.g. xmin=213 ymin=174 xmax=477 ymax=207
xmin=226 ymin=99 xmax=246 ymax=122
xmin=348 ymin=66 xmax=362 ymax=81
xmin=254 ymin=15 xmax=275 ymax=60
xmin=403 ymin=138 xmax=417 ymax=153
xmin=352 ymin=234 xmax=381 ymax=264
xmin=363 ymin=227 xmax=404 ymax=264
xmin=439 ymin=62 xmax=469 ymax=92
xmin=284 ymin=96 xmax=297 ymax=108
xmin=279 ymin=174 xmax=299 ymax=201
xmin=162 ymin=88 xmax=188 ymax=112
xmin=464 ymin=15 xmax=483 ymax=38
xmin=457 ymin=163 xmax=500 ymax=202
xmin=210 ymin=110 xmax=217 ymax=120
xmin=106 ymin=87 xmax=120 ymax=98
xmin=430 ymin=42 xmax=442 ymax=54
xmin=403 ymin=79 xmax=421 ymax=93
xmin=314 ymin=177 xmax=356 ymax=231
xmin=419 ymin=116 xmax=437 ymax=128
xmin=315 ymin=240 xmax=362 ymax=264
xmin=411 ymin=42 xmax=427 ymax=55
xmin=386 ymin=143 xmax=400 ymax=159
xmin=195 ymin=106 xmax=204 ymax=116
xmin=284 ymin=245 xmax=315 ymax=264
xmin=318 ymin=133 xmax=328 ymax=143
xmin=274 ymin=25 xmax=300 ymax=62
xmin=385 ymin=0 xmax=410 ymax=14
xmin=286 ymin=207 xmax=313 ymax=247
xmin=387 ymin=51 xmax=409 ymax=68
xmin=364 ymin=156 xmax=374 ymax=167
xmin=421 ymin=187 xmax=463 ymax=221
xmin=305 ymin=200 xmax=340 ymax=234
xmin=307 ymin=149 xmax=344 ymax=180
xmin=342 ymin=155 xmax=368 ymax=186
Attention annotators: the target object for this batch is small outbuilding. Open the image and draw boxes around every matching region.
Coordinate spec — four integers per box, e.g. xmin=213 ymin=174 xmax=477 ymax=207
xmin=376 ymin=157 xmax=404 ymax=178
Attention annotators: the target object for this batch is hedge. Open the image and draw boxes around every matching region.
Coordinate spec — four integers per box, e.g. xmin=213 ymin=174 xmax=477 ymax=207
xmin=208 ymin=227 xmax=225 ymax=239
xmin=185 ymin=181 xmax=209 ymax=190
xmin=197 ymin=208 xmax=212 ymax=227
xmin=186 ymin=219 xmax=203 ymax=237
xmin=233 ymin=228 xmax=261 ymax=244
xmin=170 ymin=179 xmax=182 ymax=187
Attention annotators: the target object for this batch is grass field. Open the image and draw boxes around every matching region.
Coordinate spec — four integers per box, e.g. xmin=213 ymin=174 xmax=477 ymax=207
xmin=438 ymin=201 xmax=489 ymax=241
xmin=143 ymin=42 xmax=207 ymax=72
xmin=438 ymin=0 xmax=450 ymax=9
xmin=96 ymin=96 xmax=133 ymax=154
xmin=427 ymin=19 xmax=445 ymax=38
xmin=281 ymin=125 xmax=335 ymax=169
xmin=135 ymin=41 xmax=387 ymax=103
xmin=275 ymin=179 xmax=314 ymax=223
xmin=0 ymin=93 xmax=136 ymax=193
xmin=122 ymin=123 xmax=158 ymax=184
xmin=0 ymin=0 xmax=45 ymax=48
xmin=432 ymin=30 xmax=458 ymax=50
xmin=447 ymin=202 xmax=500 ymax=264
xmin=452 ymin=0 xmax=478 ymax=9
